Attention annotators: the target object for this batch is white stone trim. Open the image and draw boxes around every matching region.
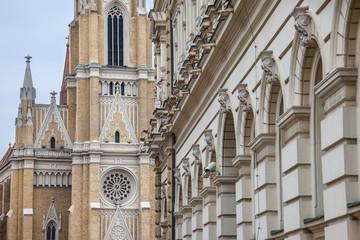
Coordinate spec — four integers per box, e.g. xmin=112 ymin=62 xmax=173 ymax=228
xmin=140 ymin=202 xmax=151 ymax=209
xmin=90 ymin=202 xmax=101 ymax=209
xmin=23 ymin=208 xmax=33 ymax=216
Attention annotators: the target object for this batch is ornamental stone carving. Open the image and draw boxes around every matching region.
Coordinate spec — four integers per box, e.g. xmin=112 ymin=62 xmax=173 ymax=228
xmin=161 ymin=183 xmax=167 ymax=199
xmin=260 ymin=50 xmax=279 ymax=85
xmin=192 ymin=144 xmax=202 ymax=165
xmin=237 ymin=83 xmax=252 ymax=112
xmin=182 ymin=158 xmax=190 ymax=176
xmin=292 ymin=7 xmax=312 ymax=46
xmin=203 ymin=129 xmax=215 ymax=152
xmin=218 ymin=88 xmax=230 ymax=113
xmin=174 ymin=168 xmax=181 ymax=185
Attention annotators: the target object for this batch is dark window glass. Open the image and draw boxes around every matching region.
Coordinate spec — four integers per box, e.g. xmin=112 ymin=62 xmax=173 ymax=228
xmin=115 ymin=131 xmax=120 ymax=143
xmin=107 ymin=7 xmax=124 ymax=66
xmin=121 ymin=82 xmax=125 ymax=96
xmin=109 ymin=82 xmax=114 ymax=95
xmin=50 ymin=137 xmax=55 ymax=149
xmin=108 ymin=15 xmax=113 ymax=65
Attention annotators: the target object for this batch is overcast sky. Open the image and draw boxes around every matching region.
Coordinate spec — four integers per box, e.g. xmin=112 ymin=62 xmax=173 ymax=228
xmin=0 ymin=0 xmax=153 ymax=156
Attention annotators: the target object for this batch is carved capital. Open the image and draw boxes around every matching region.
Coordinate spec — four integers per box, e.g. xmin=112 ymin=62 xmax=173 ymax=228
xmin=292 ymin=6 xmax=312 ymax=46
xmin=236 ymin=83 xmax=252 ymax=112
xmin=203 ymin=129 xmax=215 ymax=152
xmin=260 ymin=50 xmax=279 ymax=84
xmin=218 ymin=88 xmax=230 ymax=113
xmin=182 ymin=158 xmax=191 ymax=176
xmin=174 ymin=168 xmax=181 ymax=186
xmin=192 ymin=144 xmax=202 ymax=165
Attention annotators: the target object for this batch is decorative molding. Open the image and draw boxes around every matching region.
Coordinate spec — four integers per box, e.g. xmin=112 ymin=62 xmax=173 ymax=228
xmin=203 ymin=129 xmax=215 ymax=152
xmin=99 ymin=91 xmax=138 ymax=143
xmin=104 ymin=203 xmax=133 ymax=240
xmin=292 ymin=6 xmax=313 ymax=46
xmin=182 ymin=158 xmax=190 ymax=176
xmin=192 ymin=144 xmax=202 ymax=165
xmin=42 ymin=197 xmax=61 ymax=238
xmin=174 ymin=168 xmax=181 ymax=185
xmin=23 ymin=208 xmax=33 ymax=216
xmin=260 ymin=50 xmax=279 ymax=84
xmin=34 ymin=92 xmax=72 ymax=149
xmin=218 ymin=88 xmax=230 ymax=113
xmin=236 ymin=83 xmax=252 ymax=112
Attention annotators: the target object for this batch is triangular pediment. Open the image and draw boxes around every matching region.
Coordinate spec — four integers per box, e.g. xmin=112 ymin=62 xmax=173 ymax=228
xmin=34 ymin=98 xmax=72 ymax=149
xmin=100 ymin=91 xmax=138 ymax=143
xmin=104 ymin=205 xmax=133 ymax=240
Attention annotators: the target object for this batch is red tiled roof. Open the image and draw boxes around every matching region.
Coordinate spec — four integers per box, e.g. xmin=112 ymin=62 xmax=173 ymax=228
xmin=0 ymin=143 xmax=14 ymax=170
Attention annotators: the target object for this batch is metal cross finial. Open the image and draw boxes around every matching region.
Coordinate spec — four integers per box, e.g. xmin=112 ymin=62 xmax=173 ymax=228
xmin=25 ymin=55 xmax=32 ymax=63
xmin=51 ymin=91 xmax=57 ymax=98
xmin=66 ymin=36 xmax=69 ymax=46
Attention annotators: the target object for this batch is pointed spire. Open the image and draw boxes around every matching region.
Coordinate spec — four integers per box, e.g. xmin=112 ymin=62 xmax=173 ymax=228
xmin=15 ymin=104 xmax=22 ymax=126
xmin=25 ymin=103 xmax=33 ymax=125
xmin=20 ymin=55 xmax=36 ymax=100
xmin=60 ymin=41 xmax=70 ymax=105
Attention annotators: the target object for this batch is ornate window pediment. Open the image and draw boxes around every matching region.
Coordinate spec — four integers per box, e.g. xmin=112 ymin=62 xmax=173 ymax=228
xmin=42 ymin=197 xmax=61 ymax=240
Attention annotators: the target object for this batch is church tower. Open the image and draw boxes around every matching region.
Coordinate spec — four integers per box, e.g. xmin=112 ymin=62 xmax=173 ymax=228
xmin=66 ymin=0 xmax=155 ymax=239
xmin=0 ymin=0 xmax=155 ymax=239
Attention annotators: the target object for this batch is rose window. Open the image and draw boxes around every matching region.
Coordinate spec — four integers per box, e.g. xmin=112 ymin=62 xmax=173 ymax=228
xmin=101 ymin=169 xmax=136 ymax=205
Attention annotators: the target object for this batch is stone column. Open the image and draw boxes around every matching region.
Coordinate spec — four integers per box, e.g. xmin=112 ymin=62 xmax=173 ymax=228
xmin=69 ymin=155 xmax=83 ymax=240
xmin=89 ymin=67 xmax=100 ymax=141
xmin=200 ymin=186 xmax=216 ymax=240
xmin=190 ymin=197 xmax=203 ymax=239
xmin=213 ymin=176 xmax=237 ymax=239
xmin=88 ymin=149 xmax=101 ymax=240
xmin=314 ymin=68 xmax=359 ymax=240
xmin=22 ymin=159 xmax=34 ymax=239
xmin=180 ymin=205 xmax=192 ymax=240
xmin=249 ymin=134 xmax=278 ymax=240
xmin=174 ymin=212 xmax=183 ymax=240
xmin=277 ymin=106 xmax=312 ymax=239
xmin=138 ymin=155 xmax=155 ymax=240
xmin=7 ymin=168 xmax=19 ymax=240
xmin=233 ymin=155 xmax=253 ymax=240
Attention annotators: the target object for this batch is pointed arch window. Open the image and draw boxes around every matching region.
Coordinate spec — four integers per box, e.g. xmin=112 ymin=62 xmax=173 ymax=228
xmin=121 ymin=82 xmax=125 ymax=95
xmin=46 ymin=221 xmax=56 ymax=240
xmin=115 ymin=131 xmax=120 ymax=143
xmin=50 ymin=137 xmax=55 ymax=149
xmin=107 ymin=6 xmax=124 ymax=66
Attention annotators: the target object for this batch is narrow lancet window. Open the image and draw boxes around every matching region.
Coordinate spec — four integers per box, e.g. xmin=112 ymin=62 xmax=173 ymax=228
xmin=108 ymin=6 xmax=124 ymax=66
xmin=115 ymin=131 xmax=120 ymax=143
xmin=50 ymin=137 xmax=56 ymax=149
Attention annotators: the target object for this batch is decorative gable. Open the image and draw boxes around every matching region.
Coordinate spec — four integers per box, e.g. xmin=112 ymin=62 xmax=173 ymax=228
xmin=104 ymin=203 xmax=133 ymax=240
xmin=34 ymin=92 xmax=72 ymax=149
xmin=100 ymin=90 xmax=138 ymax=143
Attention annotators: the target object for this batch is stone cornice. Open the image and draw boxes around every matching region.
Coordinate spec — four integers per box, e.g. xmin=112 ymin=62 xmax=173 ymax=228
xmin=199 ymin=186 xmax=216 ymax=198
xmin=277 ymin=105 xmax=311 ymax=130
xmin=170 ymin=0 xmax=270 ymax=150
xmin=232 ymin=155 xmax=251 ymax=169
xmin=314 ymin=68 xmax=357 ymax=98
xmin=249 ymin=133 xmax=276 ymax=152
xmin=213 ymin=175 xmax=238 ymax=186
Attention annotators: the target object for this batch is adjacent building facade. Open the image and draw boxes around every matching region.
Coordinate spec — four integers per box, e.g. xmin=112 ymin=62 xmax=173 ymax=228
xmin=0 ymin=0 xmax=155 ymax=239
xmin=149 ymin=0 xmax=360 ymax=239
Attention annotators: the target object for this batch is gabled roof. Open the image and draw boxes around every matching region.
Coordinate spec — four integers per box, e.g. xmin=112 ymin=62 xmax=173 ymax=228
xmin=0 ymin=143 xmax=14 ymax=170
